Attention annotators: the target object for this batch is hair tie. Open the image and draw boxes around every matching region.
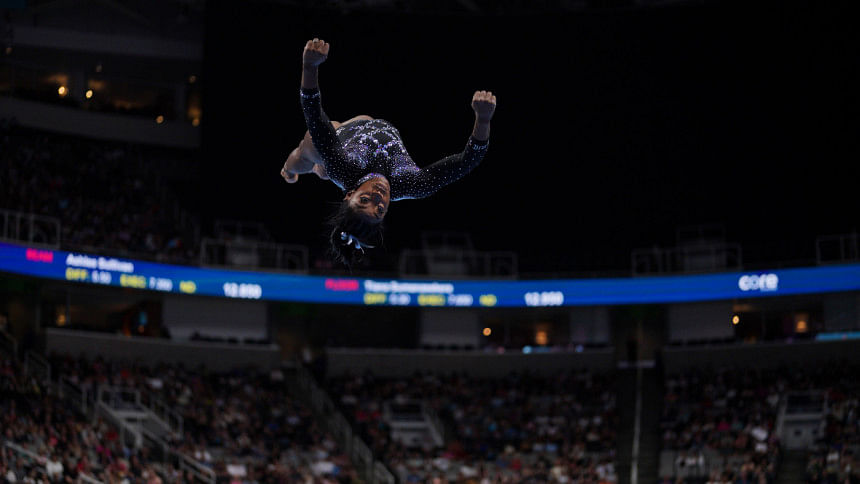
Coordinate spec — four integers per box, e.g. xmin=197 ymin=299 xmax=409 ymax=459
xmin=340 ymin=232 xmax=375 ymax=251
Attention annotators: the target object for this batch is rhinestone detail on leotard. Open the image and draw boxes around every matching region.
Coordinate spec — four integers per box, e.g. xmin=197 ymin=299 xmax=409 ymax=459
xmin=300 ymin=87 xmax=488 ymax=201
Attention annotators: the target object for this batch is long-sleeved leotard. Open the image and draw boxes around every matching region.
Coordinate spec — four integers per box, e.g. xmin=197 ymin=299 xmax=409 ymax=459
xmin=300 ymin=87 xmax=488 ymax=201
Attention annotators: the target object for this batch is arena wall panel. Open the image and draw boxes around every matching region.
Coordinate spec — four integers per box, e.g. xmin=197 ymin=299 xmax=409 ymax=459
xmin=660 ymin=339 xmax=859 ymax=373
xmin=822 ymin=293 xmax=860 ymax=331
xmin=162 ymin=295 xmax=267 ymax=341
xmin=569 ymin=306 xmax=610 ymax=344
xmin=419 ymin=309 xmax=479 ymax=348
xmin=324 ymin=347 xmax=616 ymax=378
xmin=45 ymin=328 xmax=281 ymax=370
xmin=667 ymin=301 xmax=734 ymax=343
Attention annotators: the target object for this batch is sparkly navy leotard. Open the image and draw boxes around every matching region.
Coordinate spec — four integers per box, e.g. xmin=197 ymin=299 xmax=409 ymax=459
xmin=300 ymin=88 xmax=489 ymax=200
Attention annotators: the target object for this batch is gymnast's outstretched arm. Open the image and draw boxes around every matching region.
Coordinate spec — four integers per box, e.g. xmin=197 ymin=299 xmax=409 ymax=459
xmin=395 ymin=90 xmax=497 ymax=200
xmin=297 ymin=39 xmax=363 ymax=185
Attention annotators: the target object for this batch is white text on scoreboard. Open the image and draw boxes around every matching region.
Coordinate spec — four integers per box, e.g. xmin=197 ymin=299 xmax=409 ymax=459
xmin=223 ymin=282 xmax=262 ymax=299
xmin=738 ymin=273 xmax=779 ymax=292
xmin=524 ymin=291 xmax=564 ymax=306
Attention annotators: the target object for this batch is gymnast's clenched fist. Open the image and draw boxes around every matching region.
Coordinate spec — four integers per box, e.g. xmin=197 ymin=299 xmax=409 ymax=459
xmin=303 ymin=38 xmax=329 ymax=67
xmin=471 ymin=90 xmax=497 ymax=122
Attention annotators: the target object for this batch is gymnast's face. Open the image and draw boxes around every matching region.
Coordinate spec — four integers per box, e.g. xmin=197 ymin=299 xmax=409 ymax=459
xmin=345 ymin=177 xmax=390 ymax=223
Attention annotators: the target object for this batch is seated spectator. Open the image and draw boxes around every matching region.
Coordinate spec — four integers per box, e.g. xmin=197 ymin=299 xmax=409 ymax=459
xmin=327 ymin=369 xmax=618 ymax=483
xmin=0 ymin=123 xmax=200 ymax=264
xmin=41 ymin=352 xmax=360 ymax=483
xmin=803 ymin=362 xmax=859 ymax=484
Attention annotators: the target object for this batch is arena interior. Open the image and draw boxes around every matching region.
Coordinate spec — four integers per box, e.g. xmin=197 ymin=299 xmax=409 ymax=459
xmin=0 ymin=1 xmax=858 ymax=483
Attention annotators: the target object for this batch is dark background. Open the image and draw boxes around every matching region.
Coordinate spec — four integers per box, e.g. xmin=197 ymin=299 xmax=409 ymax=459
xmin=199 ymin=0 xmax=857 ymax=275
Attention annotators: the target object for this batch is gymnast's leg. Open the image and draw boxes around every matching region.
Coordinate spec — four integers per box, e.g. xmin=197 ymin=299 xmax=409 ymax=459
xmin=340 ymin=114 xmax=374 ymax=125
xmin=281 ymin=116 xmax=373 ymax=183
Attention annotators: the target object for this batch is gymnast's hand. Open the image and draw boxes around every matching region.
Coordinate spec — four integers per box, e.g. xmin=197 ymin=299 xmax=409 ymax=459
xmin=303 ymin=38 xmax=329 ymax=67
xmin=471 ymin=90 xmax=497 ymax=122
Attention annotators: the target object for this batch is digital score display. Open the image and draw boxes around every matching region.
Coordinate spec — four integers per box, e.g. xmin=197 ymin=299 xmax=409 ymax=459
xmin=2 ymin=242 xmax=859 ymax=307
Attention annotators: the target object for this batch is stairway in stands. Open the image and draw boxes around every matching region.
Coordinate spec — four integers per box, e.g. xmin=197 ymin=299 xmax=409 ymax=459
xmin=637 ymin=366 xmax=662 ymax=484
xmin=616 ymin=368 xmax=636 ymax=484
xmin=616 ymin=365 xmax=661 ymax=484
xmin=776 ymin=450 xmax=808 ymax=484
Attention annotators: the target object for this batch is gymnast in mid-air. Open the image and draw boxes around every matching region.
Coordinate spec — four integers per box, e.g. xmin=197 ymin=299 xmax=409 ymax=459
xmin=281 ymin=38 xmax=496 ymax=267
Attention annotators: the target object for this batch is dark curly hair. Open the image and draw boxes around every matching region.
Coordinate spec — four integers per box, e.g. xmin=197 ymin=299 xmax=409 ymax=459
xmin=325 ymin=199 xmax=384 ymax=269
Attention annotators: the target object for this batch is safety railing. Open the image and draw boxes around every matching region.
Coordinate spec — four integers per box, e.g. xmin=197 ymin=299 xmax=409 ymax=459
xmin=58 ymin=376 xmax=91 ymax=416
xmin=172 ymin=450 xmax=217 ymax=484
xmin=200 ymin=237 xmax=309 ymax=272
xmin=79 ymin=473 xmax=104 ymax=484
xmin=140 ymin=429 xmax=214 ymax=484
xmin=139 ymin=425 xmax=215 ymax=484
xmin=24 ymin=350 xmax=51 ymax=384
xmin=2 ymin=440 xmax=61 ymax=481
xmin=292 ymin=362 xmax=397 ymax=483
xmin=399 ymin=248 xmax=518 ymax=278
xmin=212 ymin=220 xmax=272 ymax=241
xmin=423 ymin=403 xmax=449 ymax=446
xmin=0 ymin=208 xmax=61 ymax=248
xmin=374 ymin=461 xmax=396 ymax=484
xmin=660 ymin=449 xmax=736 ymax=481
xmin=97 ymin=385 xmax=144 ymax=411
xmin=817 ymin=232 xmax=859 ymax=264
xmin=631 ymin=243 xmax=743 ymax=275
xmin=351 ymin=436 xmax=374 ymax=483
xmin=140 ymin=389 xmax=184 ymax=437
xmin=0 ymin=329 xmax=18 ymax=359
xmin=1 ymin=441 xmax=104 ymax=483
xmin=4 ymin=440 xmax=44 ymax=463
xmin=141 ymin=427 xmax=170 ymax=462
xmin=327 ymin=411 xmax=353 ymax=456
xmin=95 ymin=400 xmax=143 ymax=449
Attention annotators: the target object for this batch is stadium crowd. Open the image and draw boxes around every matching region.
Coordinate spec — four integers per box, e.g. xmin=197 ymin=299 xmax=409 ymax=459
xmin=2 ymin=340 xmax=858 ymax=484
xmin=660 ymin=367 xmax=783 ymax=483
xmin=659 ymin=362 xmax=860 ymax=484
xmin=47 ymin=353 xmax=359 ymax=483
xmin=0 ymin=120 xmax=198 ymax=264
xmin=326 ymin=370 xmax=619 ymax=483
xmin=802 ymin=364 xmax=859 ymax=484
xmin=1 ymin=353 xmax=169 ymax=483
xmin=1 ymin=348 xmax=360 ymax=484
